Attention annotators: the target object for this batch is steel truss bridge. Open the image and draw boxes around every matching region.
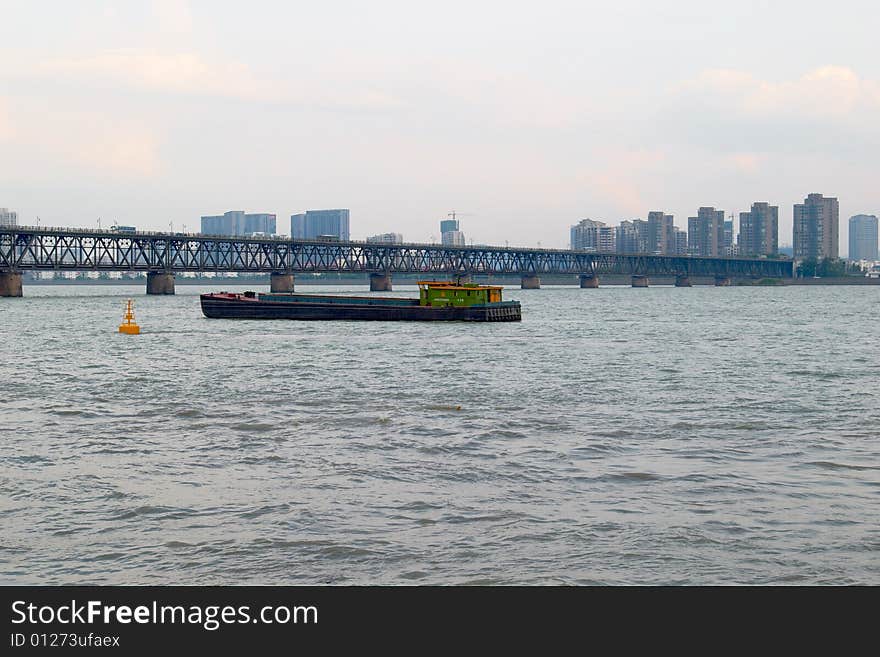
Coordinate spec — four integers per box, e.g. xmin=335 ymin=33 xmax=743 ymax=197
xmin=0 ymin=226 xmax=793 ymax=279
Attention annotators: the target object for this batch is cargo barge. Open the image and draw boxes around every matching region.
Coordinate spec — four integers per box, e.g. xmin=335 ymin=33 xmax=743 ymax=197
xmin=200 ymin=281 xmax=521 ymax=322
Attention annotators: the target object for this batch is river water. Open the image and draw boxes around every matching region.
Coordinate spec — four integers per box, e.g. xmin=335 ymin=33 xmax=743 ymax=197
xmin=1 ymin=283 xmax=878 ymax=585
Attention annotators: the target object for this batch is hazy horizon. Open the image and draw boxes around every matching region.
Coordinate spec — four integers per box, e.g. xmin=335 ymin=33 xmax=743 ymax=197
xmin=1 ymin=1 xmax=878 ymax=253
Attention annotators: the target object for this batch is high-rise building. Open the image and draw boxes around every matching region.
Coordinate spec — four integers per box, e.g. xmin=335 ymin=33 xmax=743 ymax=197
xmin=290 ymin=214 xmax=305 ymax=238
xmin=201 ymin=210 xmax=245 ymax=236
xmin=723 ymin=218 xmax=735 ymax=256
xmin=441 ymin=231 xmax=466 ymax=246
xmin=571 ymin=219 xmax=616 ymax=252
xmin=243 ymin=213 xmax=276 ymax=235
xmin=738 ymin=202 xmax=779 ymax=257
xmin=793 ymin=193 xmax=839 ymax=259
xmin=571 ymin=219 xmax=601 ymax=251
xmin=616 ymin=219 xmax=649 ymax=253
xmin=615 ymin=221 xmax=636 ymax=253
xmin=597 ymin=225 xmax=616 ymax=252
xmin=367 ymin=232 xmax=404 ymax=244
xmin=440 ymin=216 xmax=466 ymax=246
xmin=687 ymin=207 xmax=725 ymax=256
xmin=647 ymin=211 xmax=675 ymax=254
xmin=848 ymin=214 xmax=878 ymax=261
xmin=0 ymin=208 xmax=19 ymax=226
xmin=672 ymin=227 xmax=688 ymax=255
xmin=291 ymin=209 xmax=351 ymax=241
xmin=440 ymin=219 xmax=459 ymax=234
xmin=200 ymin=211 xmax=276 ymax=236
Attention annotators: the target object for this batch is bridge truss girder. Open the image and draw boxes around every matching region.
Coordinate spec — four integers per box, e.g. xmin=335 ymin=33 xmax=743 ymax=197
xmin=0 ymin=229 xmax=794 ymax=279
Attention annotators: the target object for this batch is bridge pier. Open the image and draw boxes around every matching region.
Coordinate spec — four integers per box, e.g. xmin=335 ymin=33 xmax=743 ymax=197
xmin=714 ymin=276 xmax=732 ymax=287
xmin=0 ymin=272 xmax=23 ymax=297
xmin=454 ymin=273 xmax=473 ymax=284
xmin=579 ymin=274 xmax=599 ymax=288
xmin=521 ymin=274 xmax=541 ymax=289
xmin=270 ymin=273 xmax=295 ymax=293
xmin=631 ymin=275 xmax=649 ymax=288
xmin=146 ymin=272 xmax=175 ymax=295
xmin=370 ymin=272 xmax=392 ymax=291
xmin=674 ymin=274 xmax=692 ymax=287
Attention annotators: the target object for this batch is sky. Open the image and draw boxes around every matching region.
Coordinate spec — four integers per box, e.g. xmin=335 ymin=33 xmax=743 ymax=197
xmin=1 ymin=0 xmax=878 ymax=252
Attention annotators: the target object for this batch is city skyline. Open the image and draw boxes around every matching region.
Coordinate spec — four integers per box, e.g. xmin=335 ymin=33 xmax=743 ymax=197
xmin=1 ymin=2 xmax=878 ymax=252
xmin=8 ymin=195 xmax=880 ymax=259
xmin=5 ymin=191 xmax=878 ymax=256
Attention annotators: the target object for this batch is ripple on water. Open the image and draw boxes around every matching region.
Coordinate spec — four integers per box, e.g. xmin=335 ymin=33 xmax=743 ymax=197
xmin=805 ymin=461 xmax=880 ymax=472
xmin=227 ymin=422 xmax=276 ymax=432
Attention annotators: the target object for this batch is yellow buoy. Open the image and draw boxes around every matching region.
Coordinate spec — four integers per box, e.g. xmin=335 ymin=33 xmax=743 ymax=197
xmin=118 ymin=298 xmax=141 ymax=335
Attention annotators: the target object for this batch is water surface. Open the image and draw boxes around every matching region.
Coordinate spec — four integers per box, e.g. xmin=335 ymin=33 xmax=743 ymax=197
xmin=1 ymin=284 xmax=878 ymax=584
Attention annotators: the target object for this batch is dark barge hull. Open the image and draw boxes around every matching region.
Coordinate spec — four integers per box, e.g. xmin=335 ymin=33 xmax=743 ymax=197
xmin=200 ymin=293 xmax=521 ymax=322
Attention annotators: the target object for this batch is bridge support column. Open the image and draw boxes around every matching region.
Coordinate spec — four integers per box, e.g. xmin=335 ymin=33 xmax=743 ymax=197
xmin=146 ymin=272 xmax=175 ymax=295
xmin=521 ymin=274 xmax=541 ymax=289
xmin=714 ymin=276 xmax=732 ymax=287
xmin=579 ymin=274 xmax=599 ymax=288
xmin=0 ymin=272 xmax=23 ymax=297
xmin=454 ymin=273 xmax=473 ymax=284
xmin=270 ymin=273 xmax=295 ymax=293
xmin=631 ymin=275 xmax=649 ymax=288
xmin=674 ymin=274 xmax=692 ymax=287
xmin=370 ymin=272 xmax=392 ymax=291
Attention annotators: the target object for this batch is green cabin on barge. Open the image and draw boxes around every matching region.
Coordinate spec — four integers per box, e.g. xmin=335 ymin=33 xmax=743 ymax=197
xmin=418 ymin=281 xmax=504 ymax=307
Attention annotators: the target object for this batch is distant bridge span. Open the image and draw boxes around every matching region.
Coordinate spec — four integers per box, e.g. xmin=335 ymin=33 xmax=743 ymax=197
xmin=0 ymin=226 xmax=793 ymax=295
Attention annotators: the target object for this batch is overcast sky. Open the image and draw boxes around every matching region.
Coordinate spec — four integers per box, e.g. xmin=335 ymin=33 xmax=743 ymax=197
xmin=1 ymin=0 xmax=878 ymax=251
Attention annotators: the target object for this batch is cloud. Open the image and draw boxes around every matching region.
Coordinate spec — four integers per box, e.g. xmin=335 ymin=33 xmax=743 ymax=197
xmin=2 ymin=46 xmax=596 ymax=132
xmin=655 ymin=65 xmax=880 ymax=162
xmin=36 ymin=51 xmax=265 ymax=98
xmin=74 ymin=127 xmax=161 ymax=178
xmin=727 ymin=152 xmax=765 ymax=174
xmin=408 ymin=58 xmax=588 ymax=129
xmin=152 ymin=0 xmax=193 ymax=34
xmin=0 ymin=103 xmax=162 ymax=179
xmin=578 ymin=150 xmax=668 ymax=216
xmin=679 ymin=66 xmax=880 ymax=122
xmin=4 ymin=49 xmax=408 ymax=113
xmin=0 ymin=98 xmax=11 ymax=141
